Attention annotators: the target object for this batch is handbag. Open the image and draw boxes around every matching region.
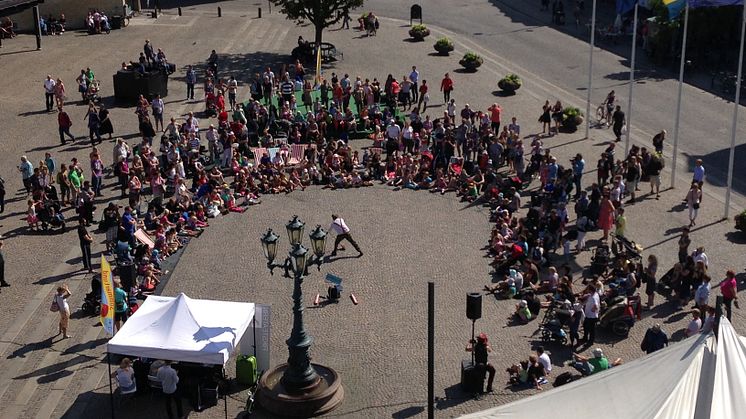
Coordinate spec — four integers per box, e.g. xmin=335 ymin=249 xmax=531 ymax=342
xmin=50 ymin=299 xmax=60 ymax=312
xmin=693 ymin=202 xmax=700 ymax=210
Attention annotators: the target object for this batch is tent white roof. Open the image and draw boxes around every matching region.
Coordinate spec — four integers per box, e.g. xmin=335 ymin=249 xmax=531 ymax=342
xmin=460 ymin=318 xmax=746 ymax=419
xmin=107 ymin=293 xmax=255 ymax=365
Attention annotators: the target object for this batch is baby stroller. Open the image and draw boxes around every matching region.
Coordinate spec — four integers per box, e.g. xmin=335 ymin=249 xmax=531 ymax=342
xmin=85 ymin=80 xmax=101 ymax=104
xmin=540 ymin=318 xmax=568 ymax=345
xmin=611 ymin=234 xmax=643 ymax=263
xmin=590 ymin=244 xmax=611 ymax=276
xmin=38 ymin=199 xmax=66 ymax=232
xmin=81 ymin=276 xmax=102 ymax=316
xmin=598 ymin=295 xmax=641 ymax=337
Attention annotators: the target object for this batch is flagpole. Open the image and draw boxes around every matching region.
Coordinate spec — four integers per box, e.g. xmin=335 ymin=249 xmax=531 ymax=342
xmin=585 ymin=0 xmax=598 ymax=139
xmin=624 ymin=2 xmax=639 ymax=156
xmin=670 ymin=2 xmax=690 ymax=189
xmin=724 ymin=2 xmax=746 ymax=219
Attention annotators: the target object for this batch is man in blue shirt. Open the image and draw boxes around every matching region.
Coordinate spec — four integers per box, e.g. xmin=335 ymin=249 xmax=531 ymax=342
xmin=18 ymin=156 xmax=33 ymax=196
xmin=572 ymin=153 xmax=585 ymax=200
xmin=120 ymin=206 xmax=137 ymax=247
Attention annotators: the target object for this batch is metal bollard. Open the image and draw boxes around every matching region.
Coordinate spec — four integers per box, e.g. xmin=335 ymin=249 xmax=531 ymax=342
xmin=218 ymin=7 xmax=222 ymax=17
xmin=258 ymin=7 xmax=262 ymax=18
xmin=178 ymin=7 xmax=182 ymax=16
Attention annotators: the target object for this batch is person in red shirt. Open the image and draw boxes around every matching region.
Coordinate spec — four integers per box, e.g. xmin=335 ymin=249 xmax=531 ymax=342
xmin=718 ymin=270 xmax=739 ymax=321
xmin=417 ymin=79 xmax=429 ymax=112
xmin=57 ymin=107 xmax=75 ymax=145
xmin=440 ymin=73 xmax=453 ymax=104
xmin=488 ymin=103 xmax=502 ymax=133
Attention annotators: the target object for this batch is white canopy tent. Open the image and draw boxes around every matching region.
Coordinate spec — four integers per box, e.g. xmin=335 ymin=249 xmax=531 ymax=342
xmin=460 ymin=318 xmax=746 ymax=419
xmin=107 ymin=293 xmax=255 ymax=365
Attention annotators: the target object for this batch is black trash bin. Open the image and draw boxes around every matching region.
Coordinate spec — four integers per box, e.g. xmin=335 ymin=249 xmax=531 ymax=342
xmin=110 ymin=16 xmax=122 ymax=30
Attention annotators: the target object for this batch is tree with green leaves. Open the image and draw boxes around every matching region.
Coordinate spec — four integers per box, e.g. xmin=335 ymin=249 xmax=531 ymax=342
xmin=271 ymin=0 xmax=365 ymax=47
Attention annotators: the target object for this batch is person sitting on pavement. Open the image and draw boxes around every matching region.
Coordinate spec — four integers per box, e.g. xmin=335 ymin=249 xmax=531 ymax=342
xmin=572 ymin=348 xmax=622 ymax=376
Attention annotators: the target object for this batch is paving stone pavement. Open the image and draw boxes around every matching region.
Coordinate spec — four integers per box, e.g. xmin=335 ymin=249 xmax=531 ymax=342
xmin=0 ymin=2 xmax=744 ymax=418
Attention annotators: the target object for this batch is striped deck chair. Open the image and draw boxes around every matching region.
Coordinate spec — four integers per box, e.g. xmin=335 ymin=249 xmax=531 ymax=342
xmin=288 ymin=144 xmax=307 ymax=165
xmin=252 ymin=147 xmax=267 ymax=166
xmin=268 ymin=147 xmax=280 ymax=163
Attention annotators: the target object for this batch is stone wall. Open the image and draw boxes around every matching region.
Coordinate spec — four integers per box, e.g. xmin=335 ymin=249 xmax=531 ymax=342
xmin=9 ymin=0 xmax=128 ymax=32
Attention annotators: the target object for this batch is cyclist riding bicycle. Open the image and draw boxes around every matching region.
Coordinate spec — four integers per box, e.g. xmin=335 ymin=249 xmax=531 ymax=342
xmin=604 ymin=90 xmax=616 ymax=117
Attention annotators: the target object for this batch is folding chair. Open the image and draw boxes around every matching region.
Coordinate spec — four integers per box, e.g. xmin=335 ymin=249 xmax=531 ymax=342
xmin=369 ymin=147 xmax=383 ymax=156
xmin=288 ymin=144 xmax=307 ymax=165
xmin=252 ymin=147 xmax=267 ymax=166
xmin=267 ymin=147 xmax=280 ymax=163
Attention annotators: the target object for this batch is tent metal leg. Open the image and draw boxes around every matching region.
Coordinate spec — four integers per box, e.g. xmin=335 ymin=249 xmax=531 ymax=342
xmin=107 ymin=352 xmax=115 ymax=419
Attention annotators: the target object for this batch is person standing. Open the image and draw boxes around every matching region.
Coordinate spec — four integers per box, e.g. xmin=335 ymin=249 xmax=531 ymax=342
xmin=227 ymin=76 xmax=238 ymax=109
xmin=465 ymin=333 xmax=495 ymax=393
xmin=0 ymin=176 xmax=5 ymax=214
xmin=85 ymin=104 xmax=102 ymax=146
xmin=143 ymin=39 xmax=155 ymax=66
xmin=57 ymin=106 xmax=75 ymax=145
xmin=157 ymin=360 xmax=183 ymax=419
xmin=686 ymin=182 xmax=702 ymax=227
xmin=640 ymin=324 xmax=668 ymax=354
xmin=582 ymin=283 xmax=600 ymax=345
xmin=78 ymin=218 xmax=93 ymax=273
xmin=18 ymin=156 xmax=34 ymax=196
xmin=54 ymin=284 xmax=72 ymax=338
xmin=90 ymin=152 xmax=104 ymax=197
xmin=488 ymin=103 xmax=502 ymax=133
xmin=611 ymin=105 xmax=625 ymax=142
xmin=185 ymin=65 xmax=196 ymax=100
xmin=0 ymin=241 xmax=9 ymax=288
xmin=440 ymin=73 xmax=453 ymax=104
xmin=694 ymin=274 xmax=711 ymax=320
xmin=151 ymin=94 xmax=164 ymax=131
xmin=652 ymin=130 xmax=666 ymax=154
xmin=717 ymin=270 xmax=739 ymax=321
xmin=44 ymin=75 xmax=56 ymax=112
xmin=647 ymin=153 xmax=663 ymax=200
xmin=113 ymin=279 xmax=128 ymax=332
xmin=329 ymin=214 xmax=363 ymax=257
xmin=572 ymin=153 xmax=585 ymax=200
xmin=98 ymin=105 xmax=114 ymax=140
xmin=409 ymin=65 xmax=419 ymax=103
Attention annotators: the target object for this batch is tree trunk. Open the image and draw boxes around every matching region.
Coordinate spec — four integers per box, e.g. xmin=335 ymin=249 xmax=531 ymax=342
xmin=314 ymin=23 xmax=324 ymax=47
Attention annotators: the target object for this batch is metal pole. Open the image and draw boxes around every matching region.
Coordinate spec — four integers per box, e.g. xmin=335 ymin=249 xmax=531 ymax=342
xmin=32 ymin=6 xmax=41 ymax=50
xmin=724 ymin=3 xmax=746 ymax=219
xmin=427 ymin=282 xmax=434 ymax=419
xmin=107 ymin=352 xmax=115 ymax=419
xmin=671 ymin=3 xmax=690 ymax=189
xmin=281 ymin=264 xmax=319 ymax=390
xmin=624 ymin=3 xmax=639 ymax=156
xmin=585 ymin=0 xmax=598 ymax=139
xmin=714 ymin=295 xmax=724 ymax=339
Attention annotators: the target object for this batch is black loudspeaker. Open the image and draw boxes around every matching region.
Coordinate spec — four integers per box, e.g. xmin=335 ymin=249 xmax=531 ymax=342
xmin=466 ymin=292 xmax=482 ymax=320
xmin=118 ymin=262 xmax=136 ymax=291
xmin=461 ymin=359 xmax=485 ymax=393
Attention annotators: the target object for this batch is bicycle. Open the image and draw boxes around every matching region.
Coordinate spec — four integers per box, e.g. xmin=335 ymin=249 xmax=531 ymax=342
xmin=595 ymin=104 xmax=611 ymax=127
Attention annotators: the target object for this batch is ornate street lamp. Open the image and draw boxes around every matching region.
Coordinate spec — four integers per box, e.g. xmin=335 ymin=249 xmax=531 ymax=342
xmin=257 ymin=217 xmax=343 ymax=416
xmin=285 ymin=215 xmax=305 ymax=246
xmin=308 ymin=225 xmax=328 ymax=271
xmin=260 ymin=229 xmax=280 ymax=263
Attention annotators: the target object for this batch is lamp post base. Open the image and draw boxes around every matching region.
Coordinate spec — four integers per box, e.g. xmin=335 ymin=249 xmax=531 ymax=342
xmin=256 ymin=363 xmax=344 ymax=417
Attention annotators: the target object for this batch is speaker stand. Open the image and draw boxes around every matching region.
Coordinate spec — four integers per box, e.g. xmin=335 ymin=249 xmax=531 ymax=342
xmin=470 ymin=319 xmax=476 ymax=365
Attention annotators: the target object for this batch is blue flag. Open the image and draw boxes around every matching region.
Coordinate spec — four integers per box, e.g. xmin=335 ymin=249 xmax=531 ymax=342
xmin=616 ymin=0 xmax=638 ymax=14
xmin=690 ymin=0 xmax=743 ymax=6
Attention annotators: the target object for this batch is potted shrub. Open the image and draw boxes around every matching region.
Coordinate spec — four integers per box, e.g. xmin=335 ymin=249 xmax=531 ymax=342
xmin=409 ymin=24 xmax=430 ymax=41
xmin=433 ymin=37 xmax=454 ymax=55
xmin=561 ymin=107 xmax=584 ymax=132
xmin=735 ymin=209 xmax=746 ymax=232
xmin=498 ymin=74 xmax=522 ymax=94
xmin=459 ymin=52 xmax=483 ymax=72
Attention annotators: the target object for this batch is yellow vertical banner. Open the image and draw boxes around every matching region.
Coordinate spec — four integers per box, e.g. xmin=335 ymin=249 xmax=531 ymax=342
xmin=100 ymin=256 xmax=115 ymax=335
xmin=315 ymin=44 xmax=322 ymax=86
